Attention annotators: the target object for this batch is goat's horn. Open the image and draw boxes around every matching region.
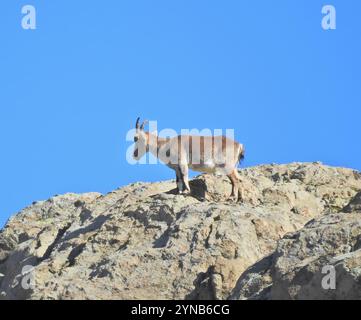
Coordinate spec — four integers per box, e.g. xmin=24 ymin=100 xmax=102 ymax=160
xmin=135 ymin=117 xmax=140 ymax=129
xmin=140 ymin=120 xmax=148 ymax=130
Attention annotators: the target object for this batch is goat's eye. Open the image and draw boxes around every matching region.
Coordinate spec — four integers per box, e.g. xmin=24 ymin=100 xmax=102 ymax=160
xmin=134 ymin=137 xmax=138 ymax=142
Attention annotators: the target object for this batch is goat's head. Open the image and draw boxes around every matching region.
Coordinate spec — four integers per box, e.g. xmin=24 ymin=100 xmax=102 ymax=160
xmin=133 ymin=117 xmax=149 ymax=160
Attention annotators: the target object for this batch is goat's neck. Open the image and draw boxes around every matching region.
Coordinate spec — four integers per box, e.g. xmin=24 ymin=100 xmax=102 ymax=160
xmin=148 ymin=133 xmax=168 ymax=158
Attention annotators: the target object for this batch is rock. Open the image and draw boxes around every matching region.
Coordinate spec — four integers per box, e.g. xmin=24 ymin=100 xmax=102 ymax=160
xmin=230 ymin=193 xmax=361 ymax=300
xmin=343 ymin=191 xmax=361 ymax=213
xmin=0 ymin=162 xmax=360 ymax=300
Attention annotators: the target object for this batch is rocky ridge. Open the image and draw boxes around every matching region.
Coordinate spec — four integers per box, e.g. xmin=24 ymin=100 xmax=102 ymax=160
xmin=0 ymin=162 xmax=360 ymax=299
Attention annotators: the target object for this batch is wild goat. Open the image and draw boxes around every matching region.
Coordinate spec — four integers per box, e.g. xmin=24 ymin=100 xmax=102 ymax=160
xmin=133 ymin=118 xmax=245 ymax=201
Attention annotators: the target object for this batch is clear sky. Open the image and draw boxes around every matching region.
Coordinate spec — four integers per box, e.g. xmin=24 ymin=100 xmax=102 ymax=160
xmin=0 ymin=0 xmax=360 ymax=227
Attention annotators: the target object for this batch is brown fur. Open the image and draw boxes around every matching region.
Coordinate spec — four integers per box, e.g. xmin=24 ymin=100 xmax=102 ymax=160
xmin=133 ymin=120 xmax=245 ymax=201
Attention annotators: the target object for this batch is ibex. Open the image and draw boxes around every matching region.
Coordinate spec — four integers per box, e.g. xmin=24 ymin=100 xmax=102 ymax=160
xmin=133 ymin=118 xmax=245 ymax=201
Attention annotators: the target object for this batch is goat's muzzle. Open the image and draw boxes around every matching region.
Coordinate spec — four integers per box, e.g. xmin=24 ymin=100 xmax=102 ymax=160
xmin=133 ymin=149 xmax=138 ymax=159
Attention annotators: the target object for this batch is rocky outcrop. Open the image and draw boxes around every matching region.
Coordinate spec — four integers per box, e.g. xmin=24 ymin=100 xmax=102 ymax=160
xmin=0 ymin=162 xmax=360 ymax=300
xmin=230 ymin=207 xmax=361 ymax=300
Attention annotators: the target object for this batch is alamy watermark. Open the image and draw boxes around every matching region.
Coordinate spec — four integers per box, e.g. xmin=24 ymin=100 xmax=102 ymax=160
xmin=322 ymin=5 xmax=336 ymax=30
xmin=321 ymin=265 xmax=336 ymax=290
xmin=126 ymin=120 xmax=238 ymax=169
xmin=2 ymin=264 xmax=36 ymax=293
xmin=21 ymin=265 xmax=35 ymax=290
xmin=19 ymin=5 xmax=336 ymax=31
xmin=21 ymin=5 xmax=36 ymax=30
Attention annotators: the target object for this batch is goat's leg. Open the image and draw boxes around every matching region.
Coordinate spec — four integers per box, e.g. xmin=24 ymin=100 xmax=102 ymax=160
xmin=229 ymin=168 xmax=245 ymax=202
xmin=227 ymin=170 xmax=239 ymax=202
xmin=234 ymin=168 xmax=244 ymax=202
xmin=179 ymin=165 xmax=191 ymax=194
xmin=237 ymin=183 xmax=244 ymax=203
xmin=175 ymin=168 xmax=184 ymax=194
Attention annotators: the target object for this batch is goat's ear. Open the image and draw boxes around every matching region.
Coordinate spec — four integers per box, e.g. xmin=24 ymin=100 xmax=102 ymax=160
xmin=140 ymin=120 xmax=148 ymax=130
xmin=135 ymin=117 xmax=140 ymax=129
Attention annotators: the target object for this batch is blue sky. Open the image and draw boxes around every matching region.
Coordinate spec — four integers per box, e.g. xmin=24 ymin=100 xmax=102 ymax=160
xmin=0 ymin=0 xmax=360 ymax=227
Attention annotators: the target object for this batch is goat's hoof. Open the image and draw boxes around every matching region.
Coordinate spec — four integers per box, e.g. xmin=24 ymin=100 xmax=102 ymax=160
xmin=227 ymin=196 xmax=238 ymax=203
xmin=178 ymin=190 xmax=191 ymax=196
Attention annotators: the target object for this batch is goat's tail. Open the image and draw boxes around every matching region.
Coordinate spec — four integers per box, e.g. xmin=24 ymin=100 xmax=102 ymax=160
xmin=237 ymin=144 xmax=245 ymax=166
xmin=234 ymin=144 xmax=245 ymax=180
